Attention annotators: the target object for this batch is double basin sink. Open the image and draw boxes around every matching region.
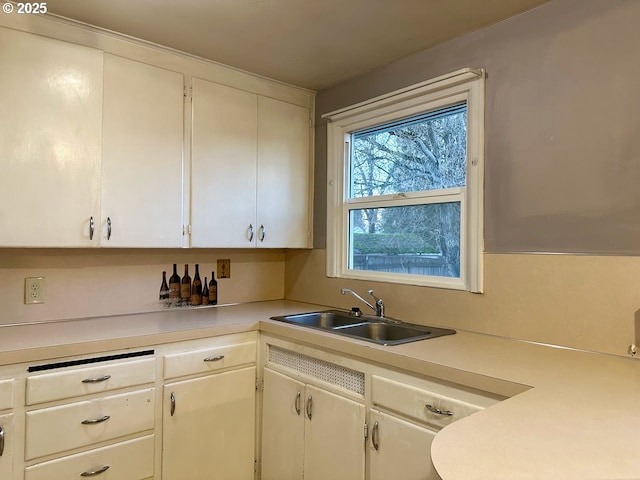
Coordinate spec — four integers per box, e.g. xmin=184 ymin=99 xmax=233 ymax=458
xmin=270 ymin=310 xmax=455 ymax=346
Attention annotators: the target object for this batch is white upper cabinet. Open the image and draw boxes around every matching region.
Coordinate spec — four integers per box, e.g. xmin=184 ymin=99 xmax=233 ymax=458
xmin=191 ymin=78 xmax=258 ymax=247
xmin=0 ymin=27 xmax=103 ymax=247
xmin=257 ymin=96 xmax=311 ymax=248
xmin=191 ymin=79 xmax=312 ymax=248
xmin=101 ymin=54 xmax=184 ymax=247
xmin=0 ymin=17 xmax=313 ymax=248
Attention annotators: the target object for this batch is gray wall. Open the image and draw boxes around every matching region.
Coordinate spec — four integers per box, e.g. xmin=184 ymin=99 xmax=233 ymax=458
xmin=313 ymin=0 xmax=640 ymax=254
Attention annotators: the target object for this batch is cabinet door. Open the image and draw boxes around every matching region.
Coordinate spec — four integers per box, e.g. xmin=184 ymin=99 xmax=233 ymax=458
xmin=163 ymin=366 xmax=256 ymax=480
xmin=0 ymin=27 xmax=103 ymax=247
xmin=191 ymin=78 xmax=257 ymax=247
xmin=256 ymin=96 xmax=311 ymax=248
xmin=369 ymin=410 xmax=437 ymax=480
xmin=0 ymin=413 xmax=13 ymax=480
xmin=261 ymin=368 xmax=305 ymax=480
xmin=304 ymin=385 xmax=366 ymax=480
xmin=102 ymin=54 xmax=184 ymax=247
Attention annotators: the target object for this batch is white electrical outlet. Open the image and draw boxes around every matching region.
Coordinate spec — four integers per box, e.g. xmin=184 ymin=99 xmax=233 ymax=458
xmin=25 ymin=277 xmax=45 ymax=304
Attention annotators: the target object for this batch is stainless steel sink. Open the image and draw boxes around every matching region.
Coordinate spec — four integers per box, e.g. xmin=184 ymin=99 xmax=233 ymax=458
xmin=272 ymin=310 xmax=366 ymax=329
xmin=270 ymin=310 xmax=455 ymax=346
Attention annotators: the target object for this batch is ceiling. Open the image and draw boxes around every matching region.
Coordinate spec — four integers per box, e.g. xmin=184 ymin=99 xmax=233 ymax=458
xmin=44 ymin=0 xmax=551 ymax=91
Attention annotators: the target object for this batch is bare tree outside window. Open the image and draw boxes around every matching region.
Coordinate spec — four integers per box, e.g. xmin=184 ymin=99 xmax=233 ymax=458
xmin=349 ymin=104 xmax=467 ymax=278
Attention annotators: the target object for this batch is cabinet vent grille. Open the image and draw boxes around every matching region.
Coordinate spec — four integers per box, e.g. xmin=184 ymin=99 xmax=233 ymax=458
xmin=268 ymin=345 xmax=365 ymax=395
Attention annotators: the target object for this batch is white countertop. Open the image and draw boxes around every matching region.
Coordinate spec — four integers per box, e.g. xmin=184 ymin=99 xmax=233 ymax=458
xmin=2 ymin=300 xmax=639 ymax=479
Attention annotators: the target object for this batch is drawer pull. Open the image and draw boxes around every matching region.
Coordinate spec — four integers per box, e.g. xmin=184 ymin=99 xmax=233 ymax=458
xmin=80 ymin=465 xmax=110 ymax=477
xmin=371 ymin=421 xmax=380 ymax=451
xmin=306 ymin=395 xmax=313 ymax=420
xmin=170 ymin=392 xmax=176 ymax=416
xmin=81 ymin=415 xmax=111 ymax=425
xmin=0 ymin=425 xmax=4 ymax=456
xmin=203 ymin=355 xmax=225 ymax=362
xmin=295 ymin=391 xmax=301 ymax=415
xmin=426 ymin=404 xmax=453 ymax=416
xmin=81 ymin=374 xmax=111 ymax=384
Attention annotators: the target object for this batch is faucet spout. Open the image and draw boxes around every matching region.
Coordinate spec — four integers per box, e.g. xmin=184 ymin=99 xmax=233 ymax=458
xmin=341 ymin=288 xmax=384 ymax=317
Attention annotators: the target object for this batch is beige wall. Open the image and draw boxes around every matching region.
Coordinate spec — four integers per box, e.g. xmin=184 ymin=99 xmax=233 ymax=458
xmin=285 ymin=249 xmax=639 ymax=357
xmin=0 ymin=249 xmax=284 ymax=325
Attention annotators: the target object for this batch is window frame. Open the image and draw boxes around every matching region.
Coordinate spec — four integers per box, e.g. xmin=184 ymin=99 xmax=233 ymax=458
xmin=323 ymin=68 xmax=485 ymax=292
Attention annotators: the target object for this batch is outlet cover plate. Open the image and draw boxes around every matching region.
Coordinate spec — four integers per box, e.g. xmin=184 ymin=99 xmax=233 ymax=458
xmin=25 ymin=277 xmax=45 ymax=304
xmin=217 ymin=259 xmax=231 ymax=279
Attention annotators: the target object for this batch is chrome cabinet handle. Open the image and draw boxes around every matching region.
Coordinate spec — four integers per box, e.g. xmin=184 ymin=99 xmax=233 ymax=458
xmin=203 ymin=355 xmax=225 ymax=362
xmin=106 ymin=217 xmax=112 ymax=240
xmin=248 ymin=224 xmax=254 ymax=242
xmin=170 ymin=392 xmax=176 ymax=416
xmin=89 ymin=216 xmax=95 ymax=240
xmin=259 ymin=224 xmax=266 ymax=242
xmin=81 ymin=465 xmax=110 ymax=477
xmin=426 ymin=404 xmax=453 ymax=416
xmin=295 ymin=391 xmax=301 ymax=415
xmin=371 ymin=421 xmax=379 ymax=451
xmin=0 ymin=425 xmax=4 ymax=457
xmin=306 ymin=395 xmax=313 ymax=420
xmin=81 ymin=374 xmax=111 ymax=384
xmin=81 ymin=415 xmax=110 ymax=425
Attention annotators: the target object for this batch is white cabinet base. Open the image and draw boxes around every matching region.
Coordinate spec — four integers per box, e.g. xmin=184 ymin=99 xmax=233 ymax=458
xmin=163 ymin=366 xmax=256 ymax=480
xmin=369 ymin=409 xmax=436 ymax=480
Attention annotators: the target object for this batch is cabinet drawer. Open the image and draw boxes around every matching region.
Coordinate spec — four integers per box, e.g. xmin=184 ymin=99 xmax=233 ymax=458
xmin=164 ymin=341 xmax=256 ymax=379
xmin=25 ymin=388 xmax=155 ymax=460
xmin=372 ymin=376 xmax=483 ymax=430
xmin=26 ymin=357 xmax=155 ymax=405
xmin=25 ymin=434 xmax=154 ymax=480
xmin=0 ymin=379 xmax=13 ymax=410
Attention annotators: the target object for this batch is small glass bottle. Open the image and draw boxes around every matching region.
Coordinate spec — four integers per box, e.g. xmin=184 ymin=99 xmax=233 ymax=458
xmin=159 ymin=271 xmax=170 ymax=305
xmin=168 ymin=264 xmax=181 ymax=306
xmin=202 ymin=277 xmax=210 ymax=306
xmin=209 ymin=272 xmax=218 ymax=305
xmin=180 ymin=264 xmax=191 ymax=305
xmin=191 ymin=264 xmax=202 ymax=306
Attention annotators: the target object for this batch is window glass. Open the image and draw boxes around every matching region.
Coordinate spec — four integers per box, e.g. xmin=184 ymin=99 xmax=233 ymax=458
xmin=348 ymin=202 xmax=461 ymax=278
xmin=350 ymin=104 xmax=467 ymax=198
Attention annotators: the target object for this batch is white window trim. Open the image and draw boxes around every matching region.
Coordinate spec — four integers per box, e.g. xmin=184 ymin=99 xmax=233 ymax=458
xmin=323 ymin=68 xmax=485 ymax=292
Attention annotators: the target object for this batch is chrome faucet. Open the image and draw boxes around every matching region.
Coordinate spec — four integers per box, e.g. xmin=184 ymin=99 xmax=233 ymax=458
xmin=341 ymin=288 xmax=385 ymax=317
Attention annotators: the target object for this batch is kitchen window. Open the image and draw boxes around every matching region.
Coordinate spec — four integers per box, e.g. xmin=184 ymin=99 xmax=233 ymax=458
xmin=324 ymin=68 xmax=485 ymax=291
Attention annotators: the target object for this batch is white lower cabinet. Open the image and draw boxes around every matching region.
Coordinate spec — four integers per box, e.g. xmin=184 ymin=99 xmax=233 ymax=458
xmin=261 ymin=367 xmax=366 ymax=480
xmin=303 ymin=384 xmax=366 ymax=480
xmin=0 ymin=379 xmax=13 ymax=479
xmin=0 ymin=331 xmax=501 ymax=480
xmin=260 ymin=339 xmax=503 ymax=480
xmin=162 ymin=337 xmax=257 ymax=480
xmin=0 ymin=413 xmax=14 ymax=480
xmin=369 ymin=409 xmax=436 ymax=480
xmin=24 ymin=353 xmax=156 ymax=480
xmin=162 ymin=367 xmax=256 ymax=480
xmin=369 ymin=374 xmax=500 ymax=480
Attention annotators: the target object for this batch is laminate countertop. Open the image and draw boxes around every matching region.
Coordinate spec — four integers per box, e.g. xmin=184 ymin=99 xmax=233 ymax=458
xmin=1 ymin=299 xmax=639 ymax=479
